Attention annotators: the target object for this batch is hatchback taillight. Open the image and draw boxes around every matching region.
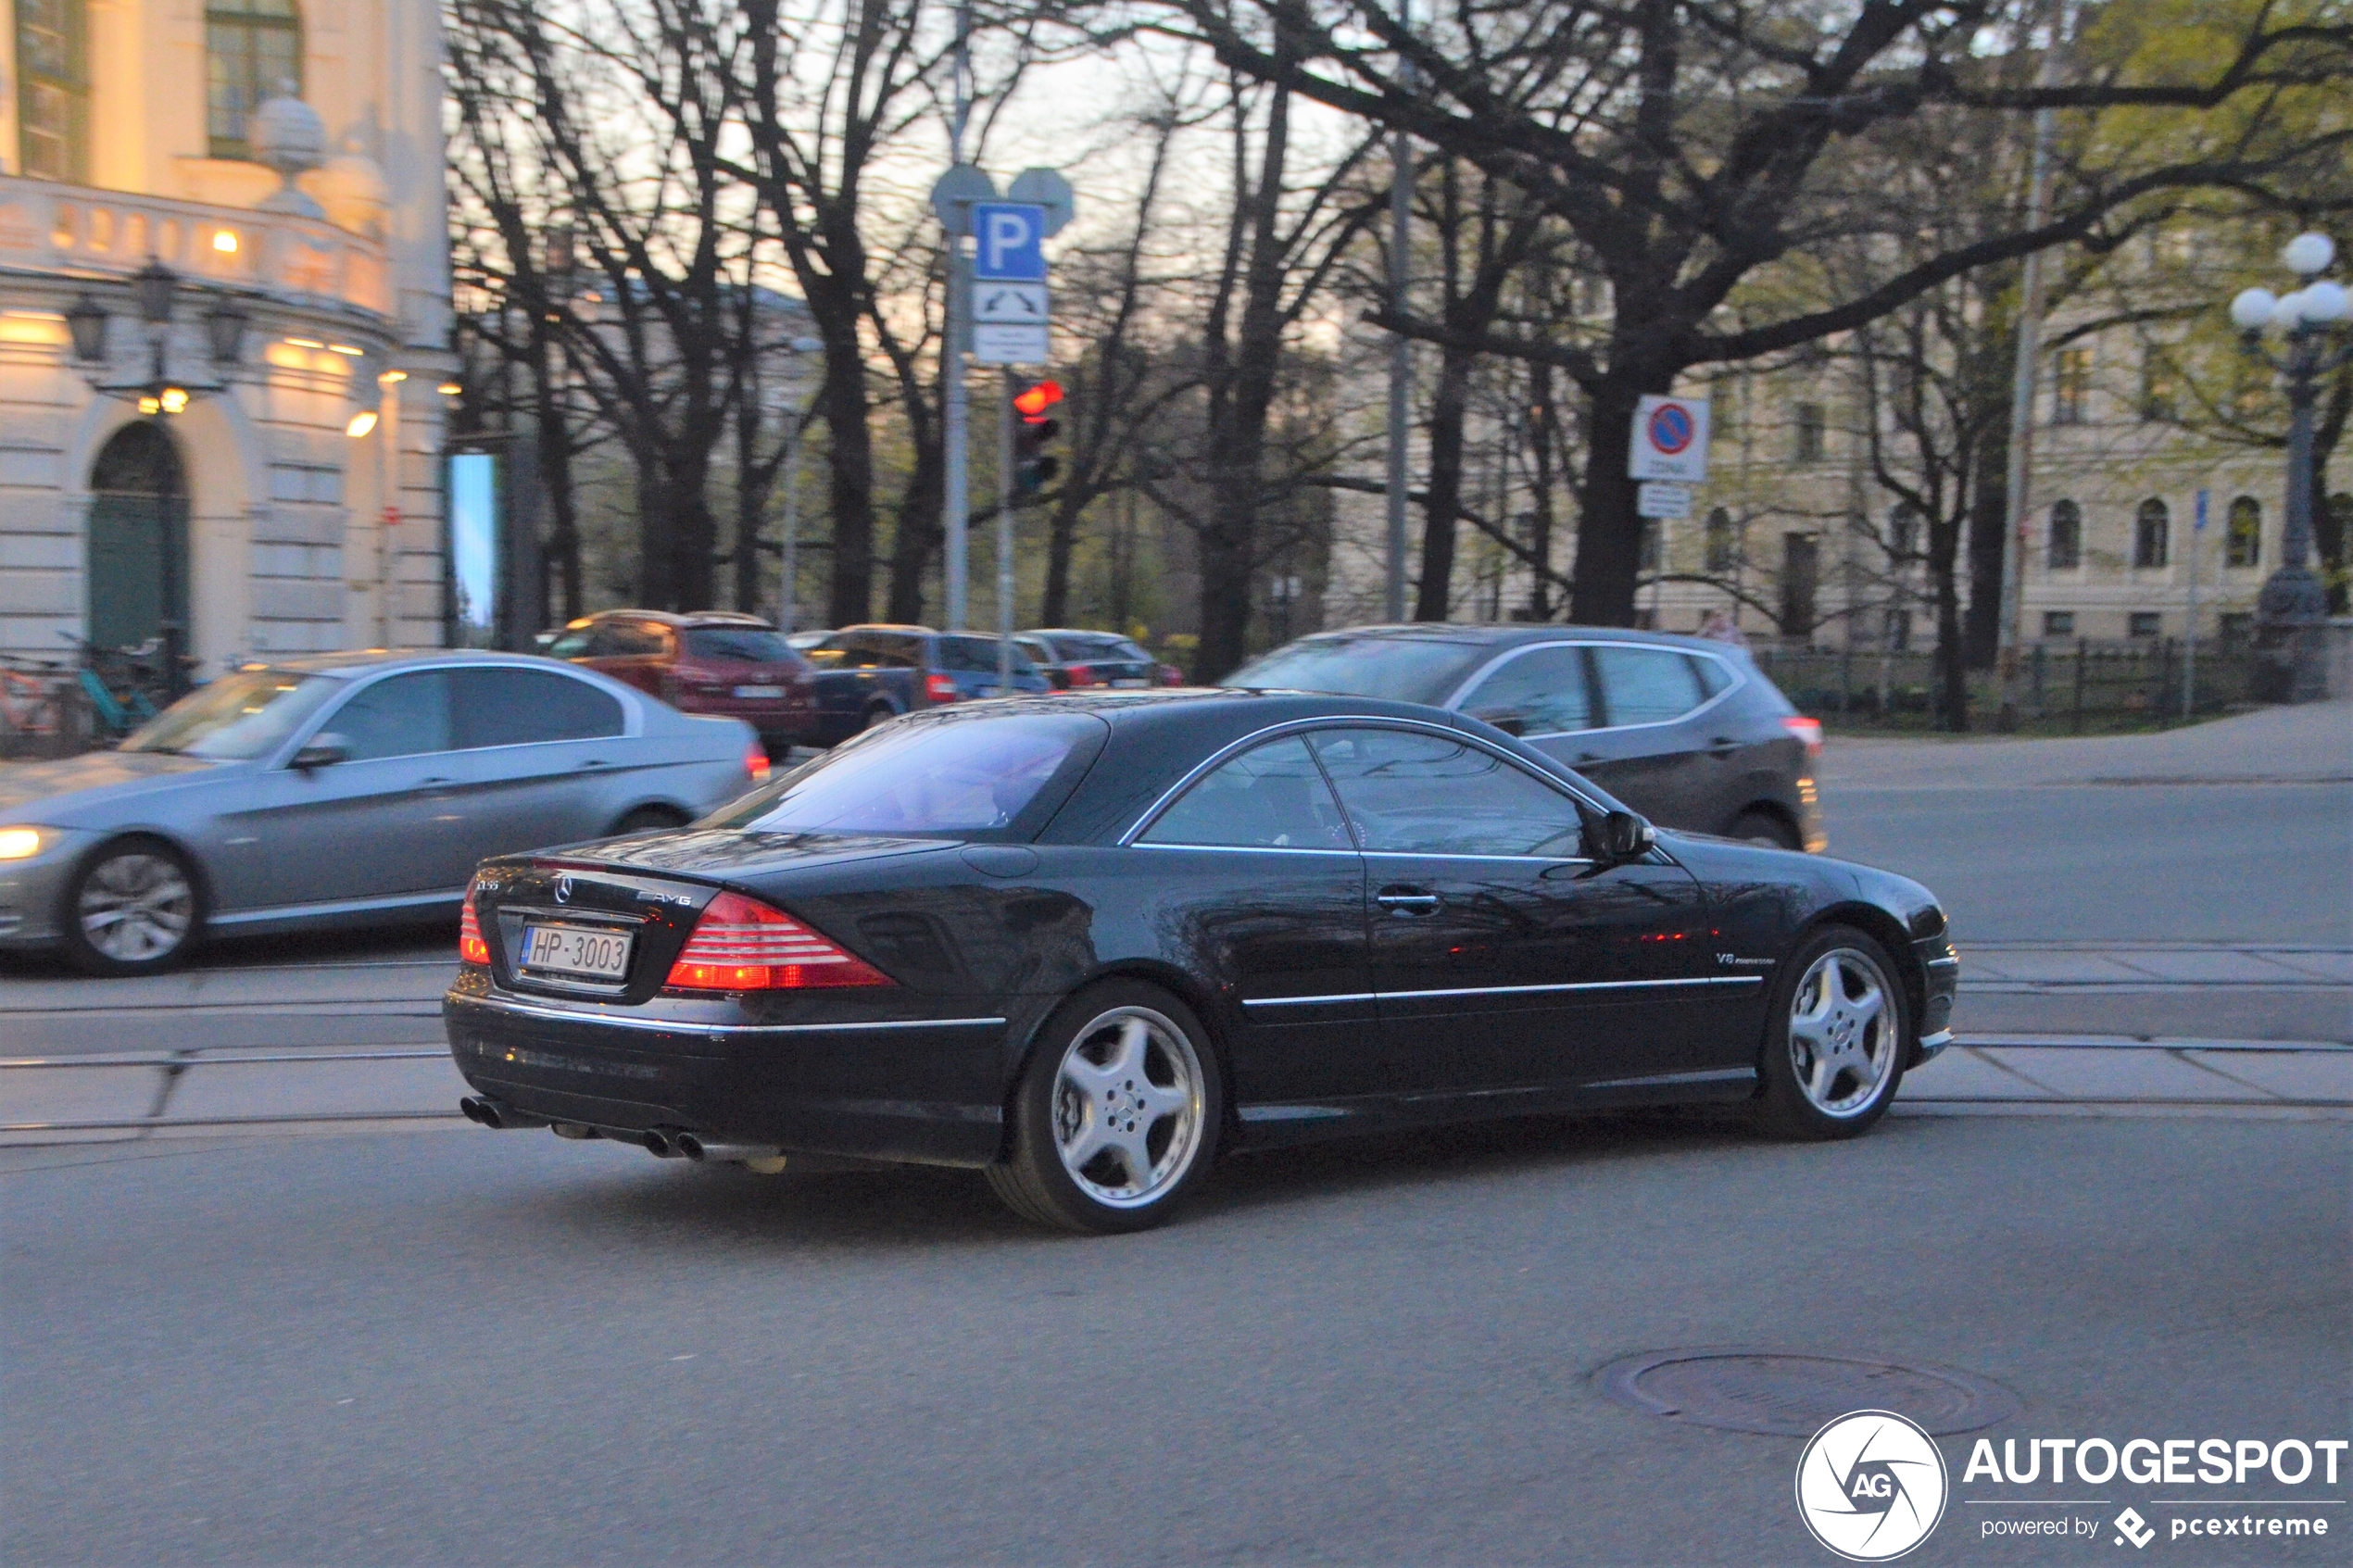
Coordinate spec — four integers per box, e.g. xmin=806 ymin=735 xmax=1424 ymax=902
xmin=459 ymin=884 xmax=490 ymax=966
xmin=925 ymin=672 xmax=959 ymax=703
xmin=1782 ymin=716 xmax=1824 ymax=758
xmin=746 ymin=742 xmax=771 ymax=784
xmin=664 ymin=891 xmax=891 ymax=991
xmin=1064 ymin=663 xmax=1096 ymax=687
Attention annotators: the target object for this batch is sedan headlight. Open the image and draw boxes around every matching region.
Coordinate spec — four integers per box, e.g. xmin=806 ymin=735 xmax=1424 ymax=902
xmin=0 ymin=826 xmax=47 ymax=860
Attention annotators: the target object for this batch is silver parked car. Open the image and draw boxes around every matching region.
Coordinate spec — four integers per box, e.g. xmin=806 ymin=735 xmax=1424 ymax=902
xmin=0 ymin=650 xmax=768 ymax=973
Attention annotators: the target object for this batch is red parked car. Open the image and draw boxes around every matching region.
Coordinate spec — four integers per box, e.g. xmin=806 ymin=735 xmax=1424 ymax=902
xmin=546 ymin=610 xmax=817 ymax=753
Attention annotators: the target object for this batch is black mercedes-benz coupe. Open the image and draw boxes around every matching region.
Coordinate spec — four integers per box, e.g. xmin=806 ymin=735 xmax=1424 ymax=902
xmin=445 ymin=690 xmax=1957 ymax=1233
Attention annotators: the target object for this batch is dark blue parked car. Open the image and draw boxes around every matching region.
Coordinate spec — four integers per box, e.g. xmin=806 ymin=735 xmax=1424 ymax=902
xmin=800 ymin=625 xmax=1053 ymax=746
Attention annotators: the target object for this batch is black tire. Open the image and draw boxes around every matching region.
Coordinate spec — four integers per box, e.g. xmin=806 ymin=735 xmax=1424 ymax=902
xmin=612 ymin=804 xmax=689 ymax=835
xmin=862 ymin=702 xmax=900 ymax=732
xmin=58 ymin=835 xmax=202 ymax=975
xmin=1729 ymin=807 xmax=1802 ymax=849
xmin=986 ymin=980 xmax=1225 ymax=1235
xmin=1751 ymin=924 xmax=1908 ymax=1140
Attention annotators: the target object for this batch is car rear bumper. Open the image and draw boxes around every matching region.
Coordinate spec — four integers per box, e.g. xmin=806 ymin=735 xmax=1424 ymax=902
xmin=442 ymin=979 xmax=1013 ymax=1166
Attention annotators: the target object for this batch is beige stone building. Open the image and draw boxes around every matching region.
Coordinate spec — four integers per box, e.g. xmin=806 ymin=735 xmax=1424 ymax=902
xmin=0 ymin=0 xmax=451 ymax=675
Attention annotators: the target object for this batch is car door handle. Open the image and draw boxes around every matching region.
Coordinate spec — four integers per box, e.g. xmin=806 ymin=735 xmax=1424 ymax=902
xmin=1376 ymin=888 xmax=1441 ymax=914
xmin=1705 ymin=737 xmax=1742 ymax=757
xmin=576 ymin=759 xmax=610 ymax=771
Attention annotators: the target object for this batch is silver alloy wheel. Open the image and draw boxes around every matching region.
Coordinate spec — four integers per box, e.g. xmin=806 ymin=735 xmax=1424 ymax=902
xmin=1787 ymin=947 xmax=1896 ymax=1117
xmin=1051 ymin=1005 xmax=1205 ymax=1210
xmin=77 ymin=849 xmax=195 ymax=964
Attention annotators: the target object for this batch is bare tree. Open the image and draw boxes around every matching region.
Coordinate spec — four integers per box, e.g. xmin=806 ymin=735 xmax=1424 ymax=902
xmin=1139 ymin=0 xmax=2353 ymax=626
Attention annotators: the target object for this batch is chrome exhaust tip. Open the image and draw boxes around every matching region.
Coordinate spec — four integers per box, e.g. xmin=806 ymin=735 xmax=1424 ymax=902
xmin=673 ymin=1133 xmax=708 ymax=1161
xmin=642 ymin=1129 xmax=678 ymax=1158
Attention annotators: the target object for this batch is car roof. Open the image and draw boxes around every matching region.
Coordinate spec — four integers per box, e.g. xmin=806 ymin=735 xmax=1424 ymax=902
xmin=248 ymin=649 xmax=595 ymax=678
xmin=1272 ymin=621 xmax=1741 ymax=658
xmin=570 ymin=608 xmax=776 ymax=629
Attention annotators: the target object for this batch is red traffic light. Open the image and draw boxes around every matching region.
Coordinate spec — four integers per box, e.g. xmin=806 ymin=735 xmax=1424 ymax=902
xmin=1013 ymin=380 xmax=1063 ymax=420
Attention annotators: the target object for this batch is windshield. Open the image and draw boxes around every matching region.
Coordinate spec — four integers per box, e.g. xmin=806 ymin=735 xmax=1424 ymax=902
xmin=1227 ymin=633 xmax=1490 ymax=706
xmin=703 ymin=709 xmax=1103 ymax=837
xmin=121 ymin=670 xmax=342 ymax=760
xmin=685 ymin=627 xmax=797 ymax=664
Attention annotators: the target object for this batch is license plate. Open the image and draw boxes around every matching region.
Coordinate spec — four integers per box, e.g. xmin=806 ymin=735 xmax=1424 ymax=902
xmin=734 ymin=684 xmax=786 ymax=699
xmin=519 ymin=923 xmax=635 ymax=981
xmin=1111 ymin=677 xmax=1148 ymax=687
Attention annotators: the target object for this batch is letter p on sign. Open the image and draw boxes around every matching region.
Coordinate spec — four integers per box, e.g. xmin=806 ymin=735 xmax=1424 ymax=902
xmin=974 ymin=204 xmax=1048 ymax=281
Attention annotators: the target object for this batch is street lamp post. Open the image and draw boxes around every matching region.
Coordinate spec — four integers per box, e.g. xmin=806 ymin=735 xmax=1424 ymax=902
xmin=2230 ymin=232 xmax=2351 ymax=703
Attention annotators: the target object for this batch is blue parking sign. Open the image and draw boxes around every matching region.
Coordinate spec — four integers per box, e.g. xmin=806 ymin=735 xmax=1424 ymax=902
xmin=972 ymin=203 xmax=1047 ymax=281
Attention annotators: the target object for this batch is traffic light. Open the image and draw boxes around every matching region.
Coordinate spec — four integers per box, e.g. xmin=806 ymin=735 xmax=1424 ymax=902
xmin=1013 ymin=379 xmax=1063 ymax=495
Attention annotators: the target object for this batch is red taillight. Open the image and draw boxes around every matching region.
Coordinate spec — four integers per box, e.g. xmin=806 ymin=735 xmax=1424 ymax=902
xmin=1064 ymin=662 xmax=1096 ymax=687
xmin=925 ymin=672 xmax=959 ymax=703
xmin=1782 ymin=716 xmax=1824 ymax=758
xmin=459 ymin=885 xmax=490 ymax=966
xmin=746 ymin=742 xmax=771 ymax=783
xmin=663 ymin=891 xmax=891 ymax=991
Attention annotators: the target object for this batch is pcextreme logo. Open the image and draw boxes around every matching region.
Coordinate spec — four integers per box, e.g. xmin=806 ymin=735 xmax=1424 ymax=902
xmin=1796 ymin=1411 xmax=1951 ymax=1562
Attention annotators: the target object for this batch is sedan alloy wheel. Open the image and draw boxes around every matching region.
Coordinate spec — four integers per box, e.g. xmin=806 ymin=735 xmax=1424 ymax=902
xmin=1051 ymin=1006 xmax=1205 ymax=1209
xmin=1786 ymin=947 xmax=1895 ymax=1117
xmin=70 ymin=844 xmax=197 ymax=971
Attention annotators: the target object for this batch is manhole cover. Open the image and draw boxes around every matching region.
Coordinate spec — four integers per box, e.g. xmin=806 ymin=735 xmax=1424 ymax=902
xmin=1595 ymin=1348 xmax=2019 ymax=1437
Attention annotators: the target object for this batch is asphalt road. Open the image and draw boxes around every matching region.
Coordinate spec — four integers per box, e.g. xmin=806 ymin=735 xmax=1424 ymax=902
xmin=4 ymin=1110 xmax=2345 ymax=1566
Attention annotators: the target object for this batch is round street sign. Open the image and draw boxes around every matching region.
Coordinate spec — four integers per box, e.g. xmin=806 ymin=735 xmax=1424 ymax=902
xmin=929 ymin=164 xmax=1000 ymax=235
xmin=1648 ymin=401 xmax=1695 ymax=456
xmin=1008 ymin=168 xmax=1076 ymax=236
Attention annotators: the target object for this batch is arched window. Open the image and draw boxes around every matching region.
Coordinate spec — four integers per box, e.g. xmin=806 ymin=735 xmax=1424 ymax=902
xmin=2046 ymin=499 xmax=2082 ymax=570
xmin=16 ymin=0 xmax=88 ymax=182
xmin=207 ymin=0 xmax=302 ymax=161
xmin=2133 ymin=497 xmax=2170 ymax=570
xmin=1704 ymin=507 xmax=1737 ymax=572
xmin=2225 ymin=496 xmax=2261 ymax=569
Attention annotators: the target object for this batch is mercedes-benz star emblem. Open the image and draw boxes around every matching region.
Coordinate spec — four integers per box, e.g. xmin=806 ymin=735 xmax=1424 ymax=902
xmin=555 ymin=875 xmax=573 ymax=904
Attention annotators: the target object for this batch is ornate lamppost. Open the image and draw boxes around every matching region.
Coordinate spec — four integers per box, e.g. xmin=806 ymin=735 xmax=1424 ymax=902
xmin=2230 ymin=232 xmax=2351 ymax=702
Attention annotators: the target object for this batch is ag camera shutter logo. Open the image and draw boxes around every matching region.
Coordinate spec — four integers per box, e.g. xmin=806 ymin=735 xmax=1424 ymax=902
xmin=1795 ymin=1410 xmax=1949 ymax=1561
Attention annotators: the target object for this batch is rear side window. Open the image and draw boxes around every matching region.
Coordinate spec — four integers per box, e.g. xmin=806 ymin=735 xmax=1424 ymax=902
xmin=1139 ymin=737 xmax=1353 ymax=851
xmin=1691 ymin=655 xmax=1735 ymax=697
xmin=547 ymin=627 xmax=594 ymax=658
xmin=1310 ymin=728 xmax=1586 ymax=859
xmin=684 ymin=628 xmax=798 ymax=665
xmin=330 ymin=671 xmax=452 ymax=760
xmin=1457 ymin=645 xmax=1594 ymax=734
xmin=706 ymin=710 xmax=1104 ymax=836
xmin=449 ymin=668 xmax=625 ymax=747
xmin=1054 ymin=633 xmax=1146 ymax=662
xmin=1593 ymin=646 xmax=1705 ymax=726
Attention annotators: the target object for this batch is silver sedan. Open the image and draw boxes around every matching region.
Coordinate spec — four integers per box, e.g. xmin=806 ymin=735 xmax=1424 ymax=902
xmin=0 ymin=650 xmax=768 ymax=973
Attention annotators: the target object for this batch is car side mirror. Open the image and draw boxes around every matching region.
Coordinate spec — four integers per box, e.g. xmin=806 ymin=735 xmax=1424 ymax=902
xmin=291 ymin=733 xmax=351 ymax=771
xmin=1595 ymin=809 xmax=1655 ymax=862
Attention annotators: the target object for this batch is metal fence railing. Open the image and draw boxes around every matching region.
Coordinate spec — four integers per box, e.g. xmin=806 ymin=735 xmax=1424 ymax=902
xmin=1751 ymin=639 xmax=2256 ymax=733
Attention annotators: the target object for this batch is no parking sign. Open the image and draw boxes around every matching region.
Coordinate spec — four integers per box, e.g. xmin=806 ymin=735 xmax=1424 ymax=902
xmin=1628 ymin=395 xmax=1712 ymax=483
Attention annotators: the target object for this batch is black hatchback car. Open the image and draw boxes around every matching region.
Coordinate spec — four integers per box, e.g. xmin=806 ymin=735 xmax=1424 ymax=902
xmin=1227 ymin=625 xmax=1824 ymax=850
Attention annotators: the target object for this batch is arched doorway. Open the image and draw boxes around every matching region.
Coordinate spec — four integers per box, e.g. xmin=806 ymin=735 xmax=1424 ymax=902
xmin=86 ymin=421 xmax=190 ymax=652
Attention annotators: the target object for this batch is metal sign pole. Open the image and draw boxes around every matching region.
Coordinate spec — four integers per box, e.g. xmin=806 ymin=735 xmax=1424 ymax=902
xmin=999 ymin=370 xmax=1017 ymax=690
xmin=943 ymin=0 xmax=974 ymax=630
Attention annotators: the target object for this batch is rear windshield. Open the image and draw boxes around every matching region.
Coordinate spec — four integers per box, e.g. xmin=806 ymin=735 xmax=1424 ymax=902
xmin=121 ymin=669 xmax=341 ymax=760
xmin=1051 ymin=633 xmax=1148 ymax=662
xmin=703 ymin=710 xmax=1104 ymax=838
xmin=937 ymin=635 xmax=1038 ymax=674
xmin=1227 ymin=633 xmax=1490 ymax=706
xmin=684 ymin=627 xmax=798 ymax=665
